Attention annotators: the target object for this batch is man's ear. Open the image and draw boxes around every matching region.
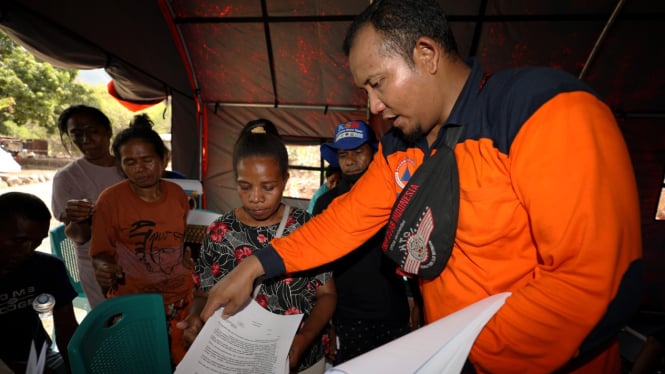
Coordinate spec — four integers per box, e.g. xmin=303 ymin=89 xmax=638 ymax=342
xmin=413 ymin=36 xmax=441 ymax=74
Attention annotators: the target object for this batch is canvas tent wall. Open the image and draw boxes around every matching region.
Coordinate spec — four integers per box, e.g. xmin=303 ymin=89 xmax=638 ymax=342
xmin=0 ymin=0 xmax=663 ymax=308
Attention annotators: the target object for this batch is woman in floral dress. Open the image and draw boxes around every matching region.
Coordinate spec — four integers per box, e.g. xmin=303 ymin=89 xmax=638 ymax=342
xmin=181 ymin=119 xmax=336 ymax=373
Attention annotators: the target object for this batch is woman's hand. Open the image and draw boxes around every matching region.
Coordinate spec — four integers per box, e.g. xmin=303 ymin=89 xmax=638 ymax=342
xmin=326 ymin=325 xmax=338 ymax=362
xmin=183 ymin=246 xmax=195 ymax=269
xmin=176 ymin=313 xmax=204 ymax=348
xmin=64 ymin=199 xmax=95 ymax=223
xmin=92 ymin=254 xmax=123 ymax=292
xmin=176 ymin=292 xmax=208 ymax=348
xmin=409 ymin=297 xmax=422 ymax=330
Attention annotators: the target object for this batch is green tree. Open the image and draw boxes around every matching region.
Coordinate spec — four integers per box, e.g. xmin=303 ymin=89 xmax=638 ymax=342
xmin=0 ymin=30 xmax=96 ymax=136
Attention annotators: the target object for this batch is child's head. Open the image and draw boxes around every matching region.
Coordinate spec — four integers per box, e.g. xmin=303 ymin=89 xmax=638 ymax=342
xmin=232 ymin=119 xmax=289 ymax=224
xmin=112 ymin=114 xmax=168 ymax=189
xmin=0 ymin=192 xmax=51 ymax=276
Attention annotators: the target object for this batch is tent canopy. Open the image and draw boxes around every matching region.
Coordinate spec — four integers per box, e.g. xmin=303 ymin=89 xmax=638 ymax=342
xmin=1 ymin=0 xmax=664 ymax=306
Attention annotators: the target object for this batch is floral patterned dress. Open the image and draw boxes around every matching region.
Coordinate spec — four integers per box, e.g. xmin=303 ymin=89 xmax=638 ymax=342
xmin=194 ymin=206 xmax=332 ymax=371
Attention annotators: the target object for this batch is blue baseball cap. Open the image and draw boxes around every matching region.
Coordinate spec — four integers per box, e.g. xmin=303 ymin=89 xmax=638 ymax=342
xmin=321 ymin=120 xmax=378 ymax=167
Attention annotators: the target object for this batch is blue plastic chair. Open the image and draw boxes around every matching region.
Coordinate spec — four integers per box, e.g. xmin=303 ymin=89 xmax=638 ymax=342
xmin=67 ymin=293 xmax=172 ymax=374
xmin=49 ymin=224 xmax=90 ymax=311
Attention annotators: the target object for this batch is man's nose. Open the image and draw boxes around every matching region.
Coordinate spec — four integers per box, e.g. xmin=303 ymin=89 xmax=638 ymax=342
xmin=342 ymin=153 xmax=359 ymax=166
xmin=368 ymin=91 xmax=386 ymax=114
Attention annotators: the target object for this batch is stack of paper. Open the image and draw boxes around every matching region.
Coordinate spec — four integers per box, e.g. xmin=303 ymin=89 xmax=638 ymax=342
xmin=326 ymin=292 xmax=511 ymax=374
xmin=176 ymin=299 xmax=303 ymax=374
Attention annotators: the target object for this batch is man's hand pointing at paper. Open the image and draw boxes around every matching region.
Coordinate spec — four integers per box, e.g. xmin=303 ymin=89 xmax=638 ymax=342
xmin=200 ymin=255 xmax=266 ymax=321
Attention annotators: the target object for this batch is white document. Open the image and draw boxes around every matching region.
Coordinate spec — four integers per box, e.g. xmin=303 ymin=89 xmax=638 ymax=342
xmin=25 ymin=340 xmax=47 ymax=374
xmin=175 ymin=299 xmax=304 ymax=374
xmin=326 ymin=292 xmax=511 ymax=374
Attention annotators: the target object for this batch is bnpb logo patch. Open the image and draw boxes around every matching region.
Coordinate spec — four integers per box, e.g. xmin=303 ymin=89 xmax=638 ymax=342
xmin=394 ymin=158 xmax=415 ymax=189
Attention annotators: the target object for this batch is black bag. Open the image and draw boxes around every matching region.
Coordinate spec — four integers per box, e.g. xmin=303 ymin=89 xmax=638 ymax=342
xmin=382 ymin=126 xmax=461 ymax=280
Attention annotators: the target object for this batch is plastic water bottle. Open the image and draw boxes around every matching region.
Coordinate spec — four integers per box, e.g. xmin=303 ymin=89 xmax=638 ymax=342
xmin=33 ymin=293 xmax=56 ymax=340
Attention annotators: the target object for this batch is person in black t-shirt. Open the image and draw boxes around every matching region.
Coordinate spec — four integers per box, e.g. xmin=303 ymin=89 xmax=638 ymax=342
xmin=0 ymin=192 xmax=79 ymax=373
xmin=314 ymin=120 xmax=421 ymax=364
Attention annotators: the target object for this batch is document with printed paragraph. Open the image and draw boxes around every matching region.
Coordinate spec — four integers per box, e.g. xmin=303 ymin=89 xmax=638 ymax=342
xmin=176 ymin=299 xmax=303 ymax=374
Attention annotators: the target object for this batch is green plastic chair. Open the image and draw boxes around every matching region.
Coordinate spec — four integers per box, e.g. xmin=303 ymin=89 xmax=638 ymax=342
xmin=67 ymin=293 xmax=172 ymax=374
xmin=49 ymin=224 xmax=90 ymax=311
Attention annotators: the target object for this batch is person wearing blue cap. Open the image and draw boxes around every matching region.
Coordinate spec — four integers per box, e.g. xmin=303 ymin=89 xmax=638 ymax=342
xmin=313 ymin=120 xmax=420 ymax=364
xmin=318 ymin=120 xmax=377 ymax=186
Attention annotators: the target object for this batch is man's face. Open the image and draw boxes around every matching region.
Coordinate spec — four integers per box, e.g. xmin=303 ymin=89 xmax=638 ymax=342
xmin=0 ymin=216 xmax=49 ymax=276
xmin=349 ymin=25 xmax=440 ymax=143
xmin=337 ymin=143 xmax=374 ymax=176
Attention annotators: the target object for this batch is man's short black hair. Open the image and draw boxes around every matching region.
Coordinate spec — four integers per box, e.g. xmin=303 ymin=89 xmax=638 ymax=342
xmin=343 ymin=0 xmax=458 ymax=67
xmin=0 ymin=192 xmax=51 ymax=225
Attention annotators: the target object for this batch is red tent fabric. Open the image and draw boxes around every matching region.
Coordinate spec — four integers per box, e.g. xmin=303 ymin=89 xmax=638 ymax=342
xmin=1 ymin=0 xmax=663 ymax=309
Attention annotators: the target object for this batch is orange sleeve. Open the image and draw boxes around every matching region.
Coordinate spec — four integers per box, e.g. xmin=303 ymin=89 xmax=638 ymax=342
xmin=470 ymin=92 xmax=642 ymax=372
xmin=272 ymin=144 xmax=397 ymax=273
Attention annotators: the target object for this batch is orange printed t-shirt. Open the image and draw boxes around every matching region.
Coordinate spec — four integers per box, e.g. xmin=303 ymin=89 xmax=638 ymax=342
xmin=89 ymin=180 xmax=192 ymax=305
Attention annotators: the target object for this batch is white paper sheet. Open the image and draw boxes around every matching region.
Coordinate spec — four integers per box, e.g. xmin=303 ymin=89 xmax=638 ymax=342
xmin=25 ymin=340 xmax=47 ymax=374
xmin=176 ymin=299 xmax=304 ymax=374
xmin=326 ymin=292 xmax=511 ymax=374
